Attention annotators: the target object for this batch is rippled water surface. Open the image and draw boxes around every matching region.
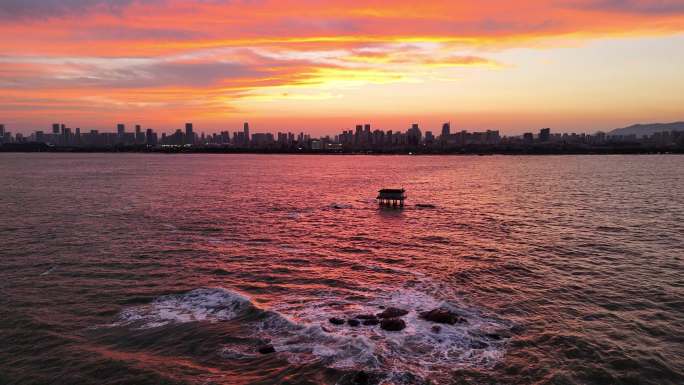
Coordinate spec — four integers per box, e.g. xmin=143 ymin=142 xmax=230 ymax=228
xmin=0 ymin=154 xmax=682 ymax=385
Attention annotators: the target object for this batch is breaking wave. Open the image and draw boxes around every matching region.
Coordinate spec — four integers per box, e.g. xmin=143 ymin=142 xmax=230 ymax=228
xmin=114 ymin=288 xmax=256 ymax=329
xmin=113 ymin=287 xmax=511 ymax=384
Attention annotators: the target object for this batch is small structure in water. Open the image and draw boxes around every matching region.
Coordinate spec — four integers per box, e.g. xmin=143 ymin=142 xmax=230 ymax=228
xmin=377 ymin=188 xmax=406 ymax=207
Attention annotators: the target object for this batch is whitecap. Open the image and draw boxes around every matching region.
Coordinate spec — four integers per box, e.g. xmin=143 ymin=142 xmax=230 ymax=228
xmin=114 ymin=288 xmax=254 ymax=329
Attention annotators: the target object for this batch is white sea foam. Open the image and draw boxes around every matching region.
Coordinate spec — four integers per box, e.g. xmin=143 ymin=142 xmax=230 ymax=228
xmin=271 ymin=288 xmax=511 ymax=383
xmin=114 ymin=286 xmax=511 ymax=383
xmin=114 ymin=288 xmax=253 ymax=329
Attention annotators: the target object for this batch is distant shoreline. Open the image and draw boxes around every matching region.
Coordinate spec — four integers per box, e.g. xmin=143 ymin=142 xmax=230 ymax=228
xmin=1 ymin=143 xmax=683 ymax=155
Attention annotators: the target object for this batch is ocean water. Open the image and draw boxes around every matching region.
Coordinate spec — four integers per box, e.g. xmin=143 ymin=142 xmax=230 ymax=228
xmin=0 ymin=153 xmax=682 ymax=385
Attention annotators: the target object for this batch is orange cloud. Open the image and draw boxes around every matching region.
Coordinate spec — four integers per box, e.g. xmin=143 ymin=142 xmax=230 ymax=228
xmin=1 ymin=1 xmax=683 ymax=132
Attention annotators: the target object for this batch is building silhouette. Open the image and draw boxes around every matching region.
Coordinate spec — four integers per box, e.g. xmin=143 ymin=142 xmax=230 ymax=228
xmin=185 ymin=123 xmax=194 ymax=145
xmin=441 ymin=122 xmax=450 ymax=139
xmin=243 ymin=122 xmax=250 ymax=146
xmin=5 ymin=121 xmax=681 ymax=153
xmin=135 ymin=125 xmax=144 ymax=144
xmin=539 ymin=128 xmax=551 ymax=142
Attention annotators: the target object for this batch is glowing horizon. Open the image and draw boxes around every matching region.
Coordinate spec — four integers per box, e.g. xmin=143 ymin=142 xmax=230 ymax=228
xmin=1 ymin=0 xmax=684 ymax=135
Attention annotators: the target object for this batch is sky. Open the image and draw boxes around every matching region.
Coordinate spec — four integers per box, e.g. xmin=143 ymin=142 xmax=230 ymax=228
xmin=1 ymin=0 xmax=683 ymax=136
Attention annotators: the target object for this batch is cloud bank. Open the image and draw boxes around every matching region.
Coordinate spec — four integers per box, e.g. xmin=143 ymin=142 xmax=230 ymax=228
xmin=0 ymin=1 xmax=683 ymax=131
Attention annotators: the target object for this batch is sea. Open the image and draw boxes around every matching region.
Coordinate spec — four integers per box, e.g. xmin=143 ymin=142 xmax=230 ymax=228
xmin=0 ymin=153 xmax=682 ymax=385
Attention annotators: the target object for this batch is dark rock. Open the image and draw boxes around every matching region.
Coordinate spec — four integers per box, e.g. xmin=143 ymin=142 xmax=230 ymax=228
xmin=419 ymin=308 xmax=465 ymax=325
xmin=471 ymin=341 xmax=489 ymax=349
xmin=377 ymin=307 xmax=408 ymax=319
xmin=415 ymin=203 xmax=437 ymax=209
xmin=380 ymin=318 xmax=406 ymax=331
xmin=356 ymin=314 xmax=377 ymax=320
xmin=329 ymin=317 xmax=345 ymax=325
xmin=485 ymin=333 xmax=502 ymax=340
xmin=363 ymin=319 xmax=379 ymax=326
xmin=431 ymin=325 xmax=441 ymax=334
xmin=352 ymin=371 xmax=370 ymax=385
xmin=348 ymin=319 xmax=360 ymax=327
xmin=258 ymin=345 xmax=276 ymax=354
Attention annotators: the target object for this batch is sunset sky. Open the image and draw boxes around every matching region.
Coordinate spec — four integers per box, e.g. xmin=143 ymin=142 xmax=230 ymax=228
xmin=1 ymin=0 xmax=683 ymax=135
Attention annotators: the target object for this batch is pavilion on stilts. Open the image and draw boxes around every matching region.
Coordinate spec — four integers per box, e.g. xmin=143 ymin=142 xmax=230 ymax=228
xmin=377 ymin=188 xmax=406 ymax=208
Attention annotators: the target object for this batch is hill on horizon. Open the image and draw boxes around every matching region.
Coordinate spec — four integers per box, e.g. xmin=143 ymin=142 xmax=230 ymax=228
xmin=608 ymin=122 xmax=684 ymax=137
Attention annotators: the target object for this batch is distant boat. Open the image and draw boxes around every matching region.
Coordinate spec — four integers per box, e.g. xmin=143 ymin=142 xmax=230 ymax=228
xmin=377 ymin=188 xmax=406 ymax=207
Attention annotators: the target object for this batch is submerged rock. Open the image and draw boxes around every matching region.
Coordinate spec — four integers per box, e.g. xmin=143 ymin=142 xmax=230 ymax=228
xmin=380 ymin=318 xmax=406 ymax=331
xmin=377 ymin=307 xmax=408 ymax=319
xmin=415 ymin=203 xmax=437 ymax=209
xmin=356 ymin=314 xmax=377 ymax=320
xmin=347 ymin=319 xmax=360 ymax=327
xmin=419 ymin=308 xmax=465 ymax=325
xmin=431 ymin=325 xmax=442 ymax=334
xmin=258 ymin=345 xmax=276 ymax=354
xmin=329 ymin=317 xmax=345 ymax=325
xmin=362 ymin=319 xmax=379 ymax=326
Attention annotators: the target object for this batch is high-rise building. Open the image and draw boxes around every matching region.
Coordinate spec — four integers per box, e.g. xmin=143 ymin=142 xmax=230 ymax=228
xmin=407 ymin=123 xmax=422 ymax=146
xmin=539 ymin=128 xmax=551 ymax=142
xmin=52 ymin=123 xmax=60 ymax=134
xmin=243 ymin=122 xmax=250 ymax=145
xmin=425 ymin=131 xmax=435 ymax=145
xmin=135 ymin=125 xmax=145 ymax=144
xmin=0 ymin=124 xmax=4 ymax=137
xmin=146 ymin=129 xmax=158 ymax=146
xmin=441 ymin=122 xmax=451 ymax=138
xmin=251 ymin=133 xmax=274 ymax=147
xmin=117 ymin=124 xmax=125 ymax=138
xmin=185 ymin=123 xmax=194 ymax=145
xmin=486 ymin=130 xmax=501 ymax=144
xmin=354 ymin=125 xmax=363 ymax=146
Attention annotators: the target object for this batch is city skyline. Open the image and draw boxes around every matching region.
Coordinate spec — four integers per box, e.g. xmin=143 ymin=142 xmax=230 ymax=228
xmin=3 ymin=120 xmax=682 ymax=154
xmin=2 ymin=117 xmax=683 ymax=139
xmin=1 ymin=1 xmax=683 ymax=134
